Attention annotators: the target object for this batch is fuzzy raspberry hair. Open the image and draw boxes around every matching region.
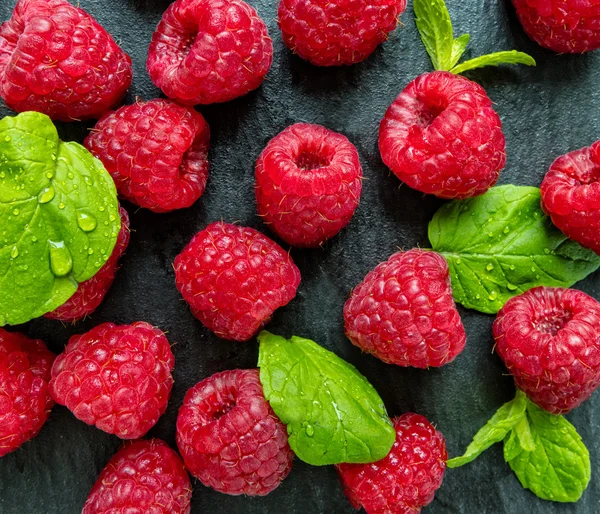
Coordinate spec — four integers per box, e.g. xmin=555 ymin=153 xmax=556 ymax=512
xmin=0 ymin=0 xmax=132 ymax=121
xmin=0 ymin=328 xmax=55 ymax=457
xmin=85 ymin=99 xmax=210 ymax=213
xmin=379 ymin=71 xmax=506 ymax=199
xmin=541 ymin=140 xmax=600 ymax=254
xmin=513 ymin=0 xmax=600 ymax=54
xmin=176 ymin=369 xmax=293 ymax=496
xmin=255 ymin=123 xmax=363 ymax=247
xmin=147 ymin=0 xmax=273 ymax=105
xmin=278 ymin=0 xmax=407 ymax=66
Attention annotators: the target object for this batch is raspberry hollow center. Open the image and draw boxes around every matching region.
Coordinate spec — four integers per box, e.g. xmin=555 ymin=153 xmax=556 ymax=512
xmin=211 ymin=398 xmax=236 ymax=420
xmin=576 ymin=164 xmax=600 ymax=185
xmin=533 ymin=309 xmax=573 ymax=336
xmin=296 ymin=151 xmax=331 ymax=170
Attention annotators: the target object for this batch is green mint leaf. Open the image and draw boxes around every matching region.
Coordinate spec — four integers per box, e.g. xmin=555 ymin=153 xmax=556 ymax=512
xmin=428 ymin=185 xmax=600 ymax=314
xmin=0 ymin=112 xmax=120 ymax=325
xmin=505 ymin=400 xmax=590 ymax=503
xmin=450 ymin=50 xmax=536 ymax=74
xmin=447 ymin=389 xmax=527 ymax=468
xmin=414 ymin=0 xmax=455 ymax=71
xmin=257 ymin=331 xmax=396 ymax=466
xmin=449 ymin=33 xmax=470 ymax=69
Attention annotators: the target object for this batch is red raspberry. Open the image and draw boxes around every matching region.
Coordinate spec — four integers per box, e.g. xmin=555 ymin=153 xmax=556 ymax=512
xmin=378 ymin=71 xmax=506 ymax=199
xmin=49 ymin=322 xmax=175 ymax=439
xmin=344 ymin=249 xmax=466 ymax=369
xmin=0 ymin=328 xmax=55 ymax=457
xmin=147 ymin=0 xmax=273 ymax=105
xmin=176 ymin=369 xmax=293 ymax=496
xmin=174 ymin=222 xmax=301 ymax=341
xmin=278 ymin=0 xmax=406 ymax=66
xmin=513 ymin=0 xmax=600 ymax=53
xmin=494 ymin=286 xmax=600 ymax=414
xmin=45 ymin=206 xmax=130 ymax=322
xmin=540 ymin=140 xmax=600 ymax=254
xmin=255 ymin=123 xmax=363 ymax=247
xmin=0 ymin=0 xmax=132 ymax=121
xmin=85 ymin=99 xmax=210 ymax=213
xmin=83 ymin=438 xmax=191 ymax=514
xmin=336 ymin=413 xmax=447 ymax=514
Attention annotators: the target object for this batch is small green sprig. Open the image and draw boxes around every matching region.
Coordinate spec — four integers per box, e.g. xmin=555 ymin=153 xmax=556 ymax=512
xmin=414 ymin=0 xmax=535 ymax=74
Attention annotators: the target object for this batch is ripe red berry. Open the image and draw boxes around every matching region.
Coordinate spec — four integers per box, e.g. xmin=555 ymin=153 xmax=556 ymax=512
xmin=49 ymin=322 xmax=174 ymax=439
xmin=494 ymin=286 xmax=600 ymax=414
xmin=255 ymin=123 xmax=363 ymax=247
xmin=45 ymin=206 xmax=130 ymax=322
xmin=278 ymin=0 xmax=407 ymax=66
xmin=379 ymin=71 xmax=506 ymax=199
xmin=336 ymin=413 xmax=447 ymax=514
xmin=147 ymin=0 xmax=273 ymax=105
xmin=0 ymin=0 xmax=132 ymax=121
xmin=84 ymin=99 xmax=210 ymax=213
xmin=174 ymin=222 xmax=301 ymax=342
xmin=0 ymin=328 xmax=55 ymax=457
xmin=344 ymin=249 xmax=466 ymax=369
xmin=83 ymin=439 xmax=192 ymax=514
xmin=512 ymin=0 xmax=600 ymax=54
xmin=540 ymin=140 xmax=600 ymax=254
xmin=176 ymin=369 xmax=293 ymax=496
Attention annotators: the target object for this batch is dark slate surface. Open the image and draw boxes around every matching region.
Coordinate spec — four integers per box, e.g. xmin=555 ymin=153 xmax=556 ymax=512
xmin=1 ymin=0 xmax=600 ymax=512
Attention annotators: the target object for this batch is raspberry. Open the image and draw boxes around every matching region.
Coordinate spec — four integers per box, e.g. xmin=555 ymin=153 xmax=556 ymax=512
xmin=378 ymin=71 xmax=506 ymax=199
xmin=0 ymin=0 xmax=132 ymax=121
xmin=174 ymin=222 xmax=301 ymax=341
xmin=255 ymin=123 xmax=363 ymax=247
xmin=176 ymin=369 xmax=293 ymax=496
xmin=336 ymin=413 xmax=447 ymax=514
xmin=0 ymin=328 xmax=55 ymax=457
xmin=513 ymin=0 xmax=600 ymax=54
xmin=278 ymin=0 xmax=406 ymax=66
xmin=540 ymin=140 xmax=600 ymax=254
xmin=344 ymin=249 xmax=466 ymax=369
xmin=494 ymin=286 xmax=600 ymax=414
xmin=85 ymin=99 xmax=210 ymax=213
xmin=83 ymin=438 xmax=192 ymax=514
xmin=49 ymin=322 xmax=175 ymax=439
xmin=45 ymin=206 xmax=130 ymax=322
xmin=147 ymin=0 xmax=273 ymax=105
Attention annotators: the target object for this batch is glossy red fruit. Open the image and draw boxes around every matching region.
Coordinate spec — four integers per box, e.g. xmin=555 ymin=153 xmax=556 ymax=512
xmin=49 ymin=322 xmax=174 ymax=439
xmin=513 ymin=0 xmax=600 ymax=54
xmin=337 ymin=413 xmax=447 ymax=514
xmin=278 ymin=0 xmax=407 ymax=66
xmin=540 ymin=140 xmax=600 ymax=254
xmin=0 ymin=0 xmax=132 ymax=121
xmin=45 ymin=206 xmax=130 ymax=322
xmin=379 ymin=71 xmax=506 ymax=199
xmin=344 ymin=249 xmax=466 ymax=368
xmin=85 ymin=99 xmax=210 ymax=213
xmin=0 ymin=328 xmax=54 ymax=457
xmin=494 ymin=286 xmax=600 ymax=414
xmin=147 ymin=0 xmax=273 ymax=105
xmin=83 ymin=439 xmax=192 ymax=514
xmin=255 ymin=123 xmax=363 ymax=247
xmin=176 ymin=369 xmax=293 ymax=496
xmin=174 ymin=222 xmax=301 ymax=341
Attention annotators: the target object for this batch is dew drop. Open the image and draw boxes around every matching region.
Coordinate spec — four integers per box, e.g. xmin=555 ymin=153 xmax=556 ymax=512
xmin=475 ymin=294 xmax=481 ymax=300
xmin=509 ymin=265 xmax=516 ymax=271
xmin=531 ymin=267 xmax=536 ymax=272
xmin=487 ymin=232 xmax=493 ymax=237
xmin=77 ymin=211 xmax=97 ymax=232
xmin=10 ymin=246 xmax=18 ymax=259
xmin=51 ymin=154 xmax=56 ymax=161
xmin=456 ymin=258 xmax=462 ymax=264
xmin=88 ymin=248 xmax=94 ymax=255
xmin=12 ymin=208 xmax=19 ymax=216
xmin=488 ymin=291 xmax=498 ymax=301
xmin=486 ymin=263 xmax=494 ymax=271
xmin=99 ymin=206 xmax=105 ymax=212
xmin=67 ymin=172 xmax=74 ymax=179
xmin=306 ymin=425 xmax=314 ymax=437
xmin=31 ymin=236 xmax=37 ymax=242
xmin=49 ymin=241 xmax=73 ymax=277
xmin=58 ymin=202 xmax=65 ymax=210
xmin=45 ymin=172 xmax=53 ymax=179
xmin=4 ymin=135 xmax=10 ymax=142
xmin=543 ymin=248 xmax=550 ymax=254
xmin=38 ymin=186 xmax=55 ymax=204
xmin=503 ymin=227 xmax=510 ymax=234
xmin=507 ymin=283 xmax=518 ymax=291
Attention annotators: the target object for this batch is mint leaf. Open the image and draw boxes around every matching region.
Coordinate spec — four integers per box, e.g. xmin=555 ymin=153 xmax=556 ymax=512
xmin=506 ymin=401 xmax=590 ymax=503
xmin=0 ymin=112 xmax=120 ymax=325
xmin=450 ymin=51 xmax=536 ymax=74
xmin=447 ymin=389 xmax=527 ymax=468
xmin=429 ymin=185 xmax=600 ymax=314
xmin=413 ymin=0 xmax=454 ymax=71
xmin=257 ymin=331 xmax=396 ymax=466
xmin=449 ymin=33 xmax=470 ymax=69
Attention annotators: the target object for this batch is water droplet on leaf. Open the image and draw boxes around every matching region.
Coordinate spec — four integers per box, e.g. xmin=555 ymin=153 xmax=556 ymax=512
xmin=10 ymin=246 xmax=18 ymax=259
xmin=49 ymin=241 xmax=73 ymax=277
xmin=38 ymin=186 xmax=55 ymax=204
xmin=507 ymin=283 xmax=518 ymax=291
xmin=306 ymin=425 xmax=314 ymax=437
xmin=77 ymin=211 xmax=97 ymax=232
xmin=12 ymin=208 xmax=19 ymax=216
xmin=486 ymin=263 xmax=494 ymax=271
xmin=488 ymin=291 xmax=498 ymax=301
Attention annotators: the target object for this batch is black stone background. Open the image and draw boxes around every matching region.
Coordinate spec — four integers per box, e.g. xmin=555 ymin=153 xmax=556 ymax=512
xmin=1 ymin=0 xmax=600 ymax=512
